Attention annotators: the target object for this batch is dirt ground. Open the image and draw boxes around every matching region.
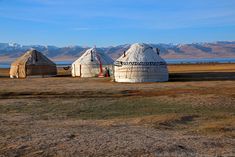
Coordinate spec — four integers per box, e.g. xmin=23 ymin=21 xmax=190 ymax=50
xmin=0 ymin=64 xmax=235 ymax=157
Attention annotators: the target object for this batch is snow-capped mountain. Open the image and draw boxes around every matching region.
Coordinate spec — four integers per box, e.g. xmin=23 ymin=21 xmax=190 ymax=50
xmin=0 ymin=41 xmax=235 ymax=62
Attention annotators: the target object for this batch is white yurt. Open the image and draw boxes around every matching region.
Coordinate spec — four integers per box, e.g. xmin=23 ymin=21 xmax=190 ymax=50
xmin=72 ymin=48 xmax=114 ymax=77
xmin=114 ymin=43 xmax=169 ymax=82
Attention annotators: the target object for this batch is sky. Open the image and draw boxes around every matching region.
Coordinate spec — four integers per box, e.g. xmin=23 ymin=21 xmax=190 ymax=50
xmin=0 ymin=0 xmax=235 ymax=47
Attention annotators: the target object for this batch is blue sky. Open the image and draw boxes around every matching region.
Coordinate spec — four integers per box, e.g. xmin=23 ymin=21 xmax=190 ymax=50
xmin=0 ymin=0 xmax=235 ymax=47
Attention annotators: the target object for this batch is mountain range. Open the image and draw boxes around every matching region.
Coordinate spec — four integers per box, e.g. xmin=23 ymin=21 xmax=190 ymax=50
xmin=0 ymin=41 xmax=235 ymax=62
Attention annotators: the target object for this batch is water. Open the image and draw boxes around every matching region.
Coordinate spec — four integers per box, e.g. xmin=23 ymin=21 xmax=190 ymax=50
xmin=0 ymin=58 xmax=235 ymax=68
xmin=0 ymin=61 xmax=73 ymax=68
xmin=0 ymin=63 xmax=10 ymax=68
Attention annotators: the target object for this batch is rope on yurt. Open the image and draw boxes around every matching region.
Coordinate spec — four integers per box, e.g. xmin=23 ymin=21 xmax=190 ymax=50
xmin=79 ymin=64 xmax=81 ymax=77
xmin=90 ymin=50 xmax=94 ymax=62
xmin=35 ymin=52 xmax=38 ymax=62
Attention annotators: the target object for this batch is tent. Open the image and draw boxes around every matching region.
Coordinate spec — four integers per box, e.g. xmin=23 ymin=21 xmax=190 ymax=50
xmin=10 ymin=49 xmax=57 ymax=78
xmin=72 ymin=48 xmax=114 ymax=77
xmin=114 ymin=43 xmax=169 ymax=82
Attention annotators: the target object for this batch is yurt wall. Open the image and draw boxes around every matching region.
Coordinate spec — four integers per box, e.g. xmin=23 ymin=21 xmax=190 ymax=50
xmin=72 ymin=48 xmax=114 ymax=77
xmin=114 ymin=43 xmax=169 ymax=83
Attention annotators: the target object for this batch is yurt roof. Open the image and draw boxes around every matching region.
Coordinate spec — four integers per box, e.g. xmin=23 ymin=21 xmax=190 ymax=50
xmin=116 ymin=43 xmax=165 ymax=63
xmin=11 ymin=49 xmax=56 ymax=66
xmin=73 ymin=48 xmax=114 ymax=65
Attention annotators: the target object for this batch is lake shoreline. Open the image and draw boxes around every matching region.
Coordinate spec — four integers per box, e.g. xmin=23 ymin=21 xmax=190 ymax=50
xmin=1 ymin=58 xmax=235 ymax=68
xmin=1 ymin=63 xmax=235 ymax=80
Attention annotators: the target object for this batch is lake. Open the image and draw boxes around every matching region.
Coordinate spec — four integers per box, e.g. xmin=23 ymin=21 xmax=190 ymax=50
xmin=0 ymin=58 xmax=235 ymax=68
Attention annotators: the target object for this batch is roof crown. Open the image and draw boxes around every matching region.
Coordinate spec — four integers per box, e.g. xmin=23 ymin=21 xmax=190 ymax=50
xmin=11 ymin=49 xmax=55 ymax=66
xmin=73 ymin=48 xmax=114 ymax=65
xmin=116 ymin=43 xmax=165 ymax=63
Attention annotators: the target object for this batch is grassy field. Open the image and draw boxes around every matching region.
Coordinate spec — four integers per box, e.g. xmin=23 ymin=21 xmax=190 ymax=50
xmin=168 ymin=63 xmax=235 ymax=73
xmin=0 ymin=64 xmax=235 ymax=156
xmin=1 ymin=63 xmax=235 ymax=77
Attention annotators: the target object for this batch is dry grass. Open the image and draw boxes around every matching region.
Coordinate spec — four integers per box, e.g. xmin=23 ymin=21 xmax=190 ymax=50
xmin=0 ymin=64 xmax=235 ymax=156
xmin=168 ymin=63 xmax=235 ymax=73
xmin=1 ymin=63 xmax=235 ymax=77
xmin=197 ymin=116 xmax=235 ymax=137
xmin=0 ymin=68 xmax=9 ymax=77
xmin=57 ymin=67 xmax=71 ymax=76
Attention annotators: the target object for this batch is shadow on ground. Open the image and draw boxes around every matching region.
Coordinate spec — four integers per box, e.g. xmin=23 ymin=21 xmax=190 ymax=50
xmin=169 ymin=72 xmax=235 ymax=82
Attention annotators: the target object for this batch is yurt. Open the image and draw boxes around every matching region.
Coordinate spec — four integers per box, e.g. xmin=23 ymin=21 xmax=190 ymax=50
xmin=72 ymin=48 xmax=114 ymax=77
xmin=10 ymin=49 xmax=57 ymax=78
xmin=114 ymin=43 xmax=169 ymax=82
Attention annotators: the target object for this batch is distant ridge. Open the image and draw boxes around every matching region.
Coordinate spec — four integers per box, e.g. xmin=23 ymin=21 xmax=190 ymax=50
xmin=0 ymin=41 xmax=235 ymax=62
